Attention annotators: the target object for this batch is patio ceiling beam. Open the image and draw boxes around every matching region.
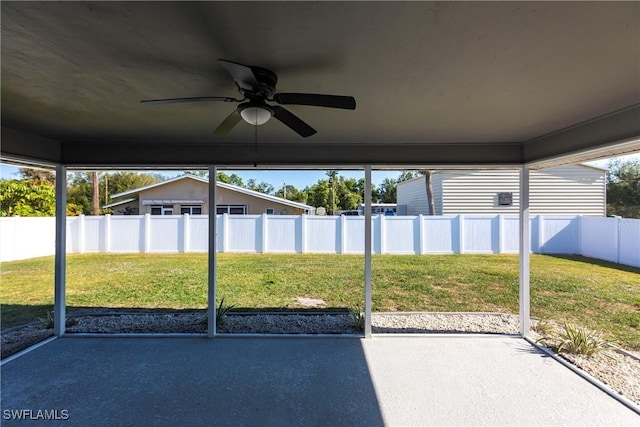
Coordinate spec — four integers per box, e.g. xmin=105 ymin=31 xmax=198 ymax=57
xmin=523 ymin=104 xmax=640 ymax=167
xmin=57 ymin=141 xmax=523 ymax=167
xmin=1 ymin=127 xmax=62 ymax=164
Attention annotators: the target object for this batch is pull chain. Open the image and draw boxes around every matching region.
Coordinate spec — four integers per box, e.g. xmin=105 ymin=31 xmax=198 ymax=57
xmin=254 ymin=114 xmax=258 ymax=167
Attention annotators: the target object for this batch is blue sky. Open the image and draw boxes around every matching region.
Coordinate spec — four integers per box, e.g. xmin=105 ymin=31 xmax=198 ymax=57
xmin=165 ymin=169 xmax=401 ymax=190
xmin=2 ymin=153 xmax=638 ymax=189
xmin=0 ymin=165 xmax=401 ymax=189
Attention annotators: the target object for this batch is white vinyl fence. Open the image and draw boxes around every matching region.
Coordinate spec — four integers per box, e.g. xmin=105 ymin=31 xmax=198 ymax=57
xmin=1 ymin=214 xmax=639 ymax=267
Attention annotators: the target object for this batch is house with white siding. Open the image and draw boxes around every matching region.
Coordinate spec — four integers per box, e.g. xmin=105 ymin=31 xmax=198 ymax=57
xmin=396 ymin=164 xmax=606 ymax=216
xmin=104 ymin=175 xmax=315 ymax=216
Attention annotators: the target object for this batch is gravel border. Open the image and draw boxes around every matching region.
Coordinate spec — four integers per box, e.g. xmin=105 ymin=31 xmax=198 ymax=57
xmin=1 ymin=311 xmax=638 ymax=407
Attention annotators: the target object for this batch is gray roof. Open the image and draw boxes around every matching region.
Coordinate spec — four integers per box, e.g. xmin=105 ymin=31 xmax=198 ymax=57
xmin=110 ymin=175 xmax=314 ymax=211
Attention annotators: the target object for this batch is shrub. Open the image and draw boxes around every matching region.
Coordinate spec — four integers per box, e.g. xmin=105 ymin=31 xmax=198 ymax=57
xmin=532 ymin=318 xmax=555 ymax=337
xmin=538 ymin=322 xmax=609 ymax=356
xmin=38 ymin=311 xmax=77 ymax=329
xmin=195 ymin=298 xmax=236 ymax=327
xmin=350 ymin=309 xmax=365 ymax=332
xmin=216 ymin=298 xmax=235 ymax=326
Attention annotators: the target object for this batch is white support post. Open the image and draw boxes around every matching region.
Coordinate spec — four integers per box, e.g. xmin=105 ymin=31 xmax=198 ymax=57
xmin=261 ymin=213 xmax=268 ymax=253
xmin=143 ymin=214 xmax=151 ymax=253
xmin=182 ymin=213 xmax=190 ymax=253
xmin=576 ymin=215 xmax=583 ymax=256
xmin=222 ymin=213 xmax=229 ymax=253
xmin=379 ymin=214 xmax=385 ymax=255
xmin=54 ymin=165 xmax=67 ymax=337
xmin=364 ymin=166 xmax=373 ymax=338
xmin=519 ymin=166 xmax=531 ymax=337
xmin=300 ymin=214 xmax=307 ymax=253
xmin=208 ymin=166 xmax=217 ymax=338
xmin=497 ymin=214 xmax=504 ymax=254
xmin=538 ymin=215 xmax=544 ymax=253
xmin=78 ymin=214 xmax=85 ymax=254
xmin=418 ymin=214 xmax=425 ymax=255
xmin=616 ymin=217 xmax=621 ymax=264
xmin=104 ymin=214 xmax=111 ymax=253
xmin=458 ymin=214 xmax=465 ymax=254
xmin=340 ymin=214 xmax=347 ymax=254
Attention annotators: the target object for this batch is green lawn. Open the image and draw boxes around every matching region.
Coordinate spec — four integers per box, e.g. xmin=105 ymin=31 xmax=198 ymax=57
xmin=1 ymin=253 xmax=638 ymax=349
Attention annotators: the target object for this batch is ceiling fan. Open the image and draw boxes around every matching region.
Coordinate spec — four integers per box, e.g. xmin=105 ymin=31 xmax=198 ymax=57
xmin=141 ymin=59 xmax=356 ymax=138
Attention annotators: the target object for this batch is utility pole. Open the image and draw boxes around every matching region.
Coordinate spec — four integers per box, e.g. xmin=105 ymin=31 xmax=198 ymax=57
xmin=92 ymin=171 xmax=100 ymax=215
xmin=326 ymin=170 xmax=337 ymax=215
xmin=283 ymin=183 xmax=287 ymax=199
xmin=104 ymin=173 xmax=109 ymax=205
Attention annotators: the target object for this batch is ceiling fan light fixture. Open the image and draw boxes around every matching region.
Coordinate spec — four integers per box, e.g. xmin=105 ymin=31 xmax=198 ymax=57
xmin=239 ymin=104 xmax=272 ymax=126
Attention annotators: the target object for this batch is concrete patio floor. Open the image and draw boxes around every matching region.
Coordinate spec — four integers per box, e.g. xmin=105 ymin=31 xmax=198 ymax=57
xmin=1 ymin=335 xmax=638 ymax=426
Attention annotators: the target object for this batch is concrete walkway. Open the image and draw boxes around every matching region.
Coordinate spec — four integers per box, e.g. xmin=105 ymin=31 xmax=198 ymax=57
xmin=1 ymin=336 xmax=638 ymax=426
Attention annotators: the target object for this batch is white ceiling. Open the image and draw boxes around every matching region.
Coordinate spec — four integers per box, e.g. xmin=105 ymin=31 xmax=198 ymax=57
xmin=1 ymin=1 xmax=639 ymax=167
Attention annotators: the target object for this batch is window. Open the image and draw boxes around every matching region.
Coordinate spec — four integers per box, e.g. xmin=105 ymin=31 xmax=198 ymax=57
xmin=216 ymin=205 xmax=247 ymax=215
xmin=265 ymin=208 xmax=275 ymax=215
xmin=180 ymin=205 xmax=202 ymax=215
xmin=151 ymin=205 xmax=174 ymax=215
xmin=497 ymin=192 xmax=513 ymax=206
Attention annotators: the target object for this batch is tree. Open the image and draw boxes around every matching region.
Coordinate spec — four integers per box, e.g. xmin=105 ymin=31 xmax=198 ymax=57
xmin=104 ymin=172 xmax=157 ymax=195
xmin=303 ymin=174 xmax=363 ymax=212
xmin=0 ymin=179 xmax=55 ymax=216
xmin=397 ymin=171 xmax=419 ymax=183
xmin=274 ymin=184 xmax=307 ymax=203
xmin=326 ymin=171 xmax=338 ymax=214
xmin=68 ymin=171 xmax=159 ymax=215
xmin=376 ymin=178 xmax=397 ymax=203
xmin=305 ymin=180 xmax=331 ymax=211
xmin=335 ymin=176 xmax=362 ymax=210
xmin=419 ymin=170 xmax=436 ymax=215
xmin=182 ymin=170 xmax=208 ymax=178
xmin=369 ymin=171 xmax=419 ymax=204
xmin=197 ymin=171 xmax=244 ymax=187
xmin=246 ymin=179 xmax=274 ymax=194
xmin=228 ymin=174 xmax=245 ymax=187
xmin=214 ymin=172 xmax=231 ymax=184
xmin=67 ymin=173 xmax=96 ymax=215
xmin=606 ymin=159 xmax=640 ymax=218
xmin=18 ymin=168 xmax=55 ymax=185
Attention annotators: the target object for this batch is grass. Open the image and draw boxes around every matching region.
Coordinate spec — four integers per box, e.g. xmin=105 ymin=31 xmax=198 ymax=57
xmin=1 ymin=253 xmax=638 ymax=349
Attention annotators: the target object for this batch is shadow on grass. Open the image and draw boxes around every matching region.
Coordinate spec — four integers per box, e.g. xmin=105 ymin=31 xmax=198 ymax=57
xmin=544 ymin=254 xmax=640 ymax=274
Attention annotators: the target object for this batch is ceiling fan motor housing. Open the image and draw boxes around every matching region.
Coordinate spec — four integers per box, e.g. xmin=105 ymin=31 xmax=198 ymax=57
xmin=246 ymin=66 xmax=278 ymax=98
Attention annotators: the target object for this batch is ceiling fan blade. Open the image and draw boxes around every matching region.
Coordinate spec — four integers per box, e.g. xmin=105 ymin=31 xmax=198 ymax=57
xmin=213 ymin=109 xmax=242 ymax=135
xmin=271 ymin=106 xmax=317 ymax=138
xmin=141 ymin=96 xmax=237 ymax=105
xmin=273 ymin=93 xmax=356 ymax=110
xmin=219 ymin=59 xmax=260 ymax=92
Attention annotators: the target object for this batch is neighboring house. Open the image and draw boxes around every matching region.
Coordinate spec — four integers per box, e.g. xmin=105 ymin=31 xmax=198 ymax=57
xmin=104 ymin=175 xmax=315 ymax=215
xmin=397 ymin=164 xmax=606 ymax=216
